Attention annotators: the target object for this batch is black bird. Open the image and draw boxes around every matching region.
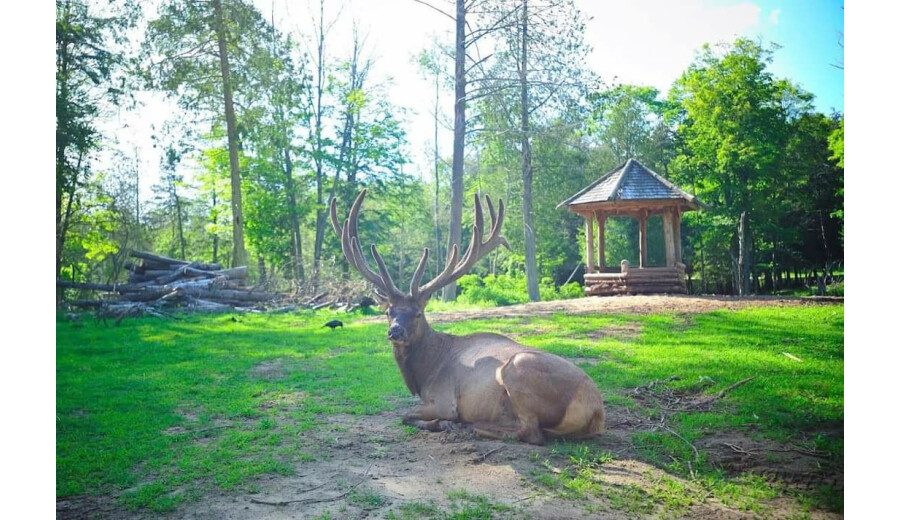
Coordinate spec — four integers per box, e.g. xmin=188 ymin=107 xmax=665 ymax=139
xmin=323 ymin=319 xmax=344 ymax=331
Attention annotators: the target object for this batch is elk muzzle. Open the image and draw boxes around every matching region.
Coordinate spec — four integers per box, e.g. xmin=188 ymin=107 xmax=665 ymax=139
xmin=388 ymin=324 xmax=408 ymax=342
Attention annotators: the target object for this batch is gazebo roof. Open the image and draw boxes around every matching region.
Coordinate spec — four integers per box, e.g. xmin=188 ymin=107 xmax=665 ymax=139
xmin=557 ymin=158 xmax=701 ymax=210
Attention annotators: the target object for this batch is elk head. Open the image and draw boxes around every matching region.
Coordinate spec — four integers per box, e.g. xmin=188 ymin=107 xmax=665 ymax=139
xmin=330 ymin=189 xmax=509 ymax=347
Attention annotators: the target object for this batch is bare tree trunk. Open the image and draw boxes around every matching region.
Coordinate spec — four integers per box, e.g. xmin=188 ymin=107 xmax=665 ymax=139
xmin=283 ymin=148 xmax=304 ymax=282
xmin=444 ymin=0 xmax=467 ymax=302
xmin=258 ymin=255 xmax=267 ymax=286
xmin=520 ymin=0 xmax=540 ymax=301
xmin=737 ymin=211 xmax=750 ymax=296
xmin=210 ymin=185 xmax=219 ymax=264
xmin=213 ymin=0 xmax=247 ymax=268
xmin=433 ymin=70 xmax=444 ymax=279
xmin=311 ymin=0 xmax=328 ymax=286
xmin=174 ymin=188 xmax=186 ymax=260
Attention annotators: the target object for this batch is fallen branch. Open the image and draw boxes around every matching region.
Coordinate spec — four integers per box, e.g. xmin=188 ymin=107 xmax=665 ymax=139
xmin=686 ymin=377 xmax=756 ymax=409
xmin=713 ymin=377 xmax=756 ymax=399
xmin=249 ymin=462 xmax=374 ymax=506
xmin=472 ymin=446 xmax=504 ymax=464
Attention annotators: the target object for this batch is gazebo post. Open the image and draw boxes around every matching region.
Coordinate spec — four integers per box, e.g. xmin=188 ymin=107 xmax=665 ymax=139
xmin=585 ymin=213 xmax=595 ymax=273
xmin=595 ymin=211 xmax=606 ymax=271
xmin=663 ymin=209 xmax=676 ymax=267
xmin=674 ymin=207 xmax=682 ymax=263
xmin=639 ymin=211 xmax=648 ymax=268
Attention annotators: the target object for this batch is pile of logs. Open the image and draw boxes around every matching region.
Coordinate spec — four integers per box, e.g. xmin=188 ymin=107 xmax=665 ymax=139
xmin=58 ymin=251 xmax=379 ymax=321
xmin=59 ymin=251 xmax=280 ymax=319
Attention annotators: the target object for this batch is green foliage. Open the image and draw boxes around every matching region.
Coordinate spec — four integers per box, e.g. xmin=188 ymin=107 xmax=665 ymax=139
xmin=827 ymin=118 xmax=844 ymax=169
xmin=57 ymin=0 xmax=843 ymax=299
xmin=456 ymin=274 xmax=580 ymax=306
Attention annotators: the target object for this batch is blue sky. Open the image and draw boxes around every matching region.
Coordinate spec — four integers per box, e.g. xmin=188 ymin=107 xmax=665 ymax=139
xmin=745 ymin=0 xmax=844 ymax=112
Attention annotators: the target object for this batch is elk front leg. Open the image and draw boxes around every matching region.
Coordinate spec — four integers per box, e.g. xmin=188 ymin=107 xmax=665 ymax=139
xmin=402 ymin=400 xmax=458 ymax=432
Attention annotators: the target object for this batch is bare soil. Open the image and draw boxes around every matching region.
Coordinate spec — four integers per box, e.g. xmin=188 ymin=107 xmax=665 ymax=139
xmin=360 ymin=294 xmax=842 ymax=325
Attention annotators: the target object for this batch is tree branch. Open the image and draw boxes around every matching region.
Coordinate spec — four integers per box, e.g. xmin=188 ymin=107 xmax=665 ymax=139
xmin=410 ymin=0 xmax=455 ymax=21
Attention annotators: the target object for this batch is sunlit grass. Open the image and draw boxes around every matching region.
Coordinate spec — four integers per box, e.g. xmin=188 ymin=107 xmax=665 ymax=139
xmin=57 ymin=303 xmax=842 ymax=513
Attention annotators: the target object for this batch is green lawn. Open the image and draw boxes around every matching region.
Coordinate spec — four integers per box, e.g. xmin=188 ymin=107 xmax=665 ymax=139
xmin=57 ymin=303 xmax=843 ymax=516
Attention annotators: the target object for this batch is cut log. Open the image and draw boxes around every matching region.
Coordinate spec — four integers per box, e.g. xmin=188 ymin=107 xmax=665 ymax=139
xmin=129 ymin=250 xmax=223 ymax=271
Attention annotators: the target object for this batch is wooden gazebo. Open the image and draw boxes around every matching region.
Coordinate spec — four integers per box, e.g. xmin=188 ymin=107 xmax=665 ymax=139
xmin=557 ymin=159 xmax=702 ymax=296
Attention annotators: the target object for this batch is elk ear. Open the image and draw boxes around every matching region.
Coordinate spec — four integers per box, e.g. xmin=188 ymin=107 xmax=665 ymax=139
xmin=416 ymin=292 xmax=432 ymax=310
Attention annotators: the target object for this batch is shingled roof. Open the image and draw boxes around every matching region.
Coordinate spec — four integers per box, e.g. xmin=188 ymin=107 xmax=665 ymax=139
xmin=557 ymin=158 xmax=701 ymax=210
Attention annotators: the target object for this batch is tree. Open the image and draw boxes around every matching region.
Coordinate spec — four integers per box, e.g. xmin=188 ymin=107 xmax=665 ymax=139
xmin=240 ymin=13 xmax=312 ymax=283
xmin=473 ymin=0 xmax=592 ymax=301
xmin=416 ymin=45 xmax=451 ymax=280
xmin=56 ymin=0 xmax=137 ymax=285
xmin=587 ymin=85 xmax=666 ymax=165
xmin=143 ymin=0 xmax=270 ymax=268
xmin=410 ymin=0 xmax=515 ymax=300
xmin=670 ymin=39 xmax=798 ymax=295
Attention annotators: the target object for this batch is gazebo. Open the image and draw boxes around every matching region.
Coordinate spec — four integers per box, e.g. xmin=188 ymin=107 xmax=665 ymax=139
xmin=557 ymin=158 xmax=702 ymax=296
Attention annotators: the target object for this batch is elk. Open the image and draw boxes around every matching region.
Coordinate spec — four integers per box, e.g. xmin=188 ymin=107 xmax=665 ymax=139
xmin=330 ymin=190 xmax=604 ymax=445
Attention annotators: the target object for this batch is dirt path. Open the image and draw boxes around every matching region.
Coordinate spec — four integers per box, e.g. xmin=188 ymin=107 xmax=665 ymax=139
xmin=364 ymin=294 xmax=842 ymax=324
xmin=166 ymin=404 xmax=840 ymax=520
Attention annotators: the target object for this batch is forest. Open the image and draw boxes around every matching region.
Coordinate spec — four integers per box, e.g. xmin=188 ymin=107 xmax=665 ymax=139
xmin=56 ymin=0 xmax=845 ymax=303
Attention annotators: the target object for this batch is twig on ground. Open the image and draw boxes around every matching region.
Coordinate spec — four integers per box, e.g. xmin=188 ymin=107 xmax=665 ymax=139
xmin=687 ymin=377 xmax=756 ymax=409
xmin=177 ymin=424 xmax=230 ymax=436
xmin=723 ymin=442 xmax=757 ymax=455
xmin=473 ymin=446 xmax=504 ymax=463
xmin=714 ymin=377 xmax=756 ymax=399
xmin=634 ymin=375 xmax=680 ymax=395
xmin=249 ymin=461 xmax=374 ymax=506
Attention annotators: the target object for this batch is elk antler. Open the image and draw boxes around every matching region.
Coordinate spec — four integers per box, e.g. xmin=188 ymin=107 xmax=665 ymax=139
xmin=330 ymin=190 xmax=405 ymax=300
xmin=414 ymin=193 xmax=509 ymax=299
xmin=331 ymin=190 xmax=509 ymax=301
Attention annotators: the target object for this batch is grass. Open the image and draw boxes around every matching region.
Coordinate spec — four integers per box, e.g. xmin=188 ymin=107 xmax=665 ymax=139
xmin=386 ymin=490 xmax=516 ymax=519
xmin=57 ymin=303 xmax=843 ymax=515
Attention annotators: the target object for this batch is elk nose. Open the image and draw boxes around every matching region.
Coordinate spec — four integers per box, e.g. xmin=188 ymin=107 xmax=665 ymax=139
xmin=388 ymin=325 xmax=407 ymax=340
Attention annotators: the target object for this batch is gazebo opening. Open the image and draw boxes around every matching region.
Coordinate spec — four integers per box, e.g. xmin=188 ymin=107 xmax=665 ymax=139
xmin=557 ymin=158 xmax=703 ymax=296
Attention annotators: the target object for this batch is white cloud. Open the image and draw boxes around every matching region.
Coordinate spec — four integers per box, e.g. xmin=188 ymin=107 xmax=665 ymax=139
xmin=579 ymin=0 xmax=762 ymax=93
xmin=770 ymin=8 xmax=781 ymax=25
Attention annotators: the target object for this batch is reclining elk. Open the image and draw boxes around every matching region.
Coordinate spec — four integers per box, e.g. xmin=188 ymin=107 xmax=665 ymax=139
xmin=330 ymin=190 xmax=604 ymax=445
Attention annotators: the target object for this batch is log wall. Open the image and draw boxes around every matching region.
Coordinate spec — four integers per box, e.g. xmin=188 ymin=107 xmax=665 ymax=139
xmin=584 ymin=265 xmax=687 ymax=296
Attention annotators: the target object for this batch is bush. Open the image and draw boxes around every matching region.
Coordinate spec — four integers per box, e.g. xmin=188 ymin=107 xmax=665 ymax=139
xmin=826 ymin=282 xmax=843 ymax=297
xmin=456 ymin=274 xmax=583 ymax=306
xmin=558 ymin=282 xmax=585 ymax=299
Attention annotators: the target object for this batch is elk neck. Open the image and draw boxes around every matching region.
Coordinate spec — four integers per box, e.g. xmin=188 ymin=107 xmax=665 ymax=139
xmin=394 ymin=318 xmax=452 ymax=396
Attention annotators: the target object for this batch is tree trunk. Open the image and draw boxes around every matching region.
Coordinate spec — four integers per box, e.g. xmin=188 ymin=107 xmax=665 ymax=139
xmin=213 ymin=0 xmax=247 ymax=268
xmin=173 ymin=186 xmax=186 ymax=260
xmin=520 ymin=0 xmax=540 ymax=302
xmin=257 ymin=255 xmax=267 ymax=286
xmin=737 ymin=211 xmax=750 ymax=295
xmin=211 ymin=186 xmax=219 ymax=264
xmin=444 ymin=0 xmax=467 ymax=302
xmin=311 ymin=0 xmax=328 ymax=286
xmin=283 ymin=148 xmax=304 ymax=282
xmin=433 ymin=70 xmax=444 ymax=280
